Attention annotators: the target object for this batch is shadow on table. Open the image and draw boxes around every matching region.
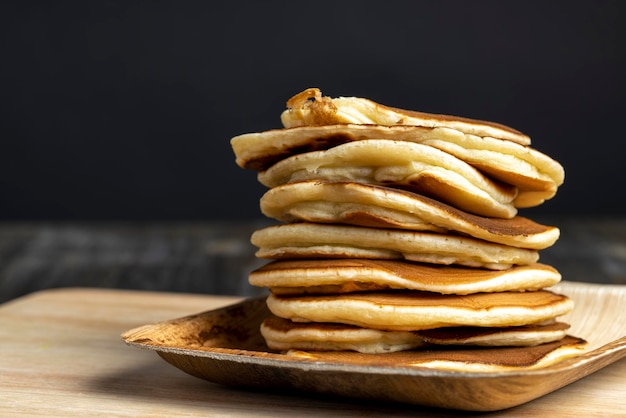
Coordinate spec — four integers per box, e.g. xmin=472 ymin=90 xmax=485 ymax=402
xmin=86 ymin=356 xmax=475 ymax=417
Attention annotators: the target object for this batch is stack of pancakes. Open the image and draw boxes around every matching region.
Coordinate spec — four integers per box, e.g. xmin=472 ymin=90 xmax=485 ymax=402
xmin=230 ymin=88 xmax=586 ymax=371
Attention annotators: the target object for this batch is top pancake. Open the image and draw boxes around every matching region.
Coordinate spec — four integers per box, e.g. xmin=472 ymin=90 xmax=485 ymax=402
xmin=280 ymin=88 xmax=531 ymax=145
xmin=261 ymin=315 xmax=572 ymax=353
xmin=285 ymin=335 xmax=587 ymax=372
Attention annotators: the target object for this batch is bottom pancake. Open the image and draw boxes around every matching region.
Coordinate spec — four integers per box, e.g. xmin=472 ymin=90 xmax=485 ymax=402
xmin=261 ymin=315 xmax=571 ymax=354
xmin=285 ymin=336 xmax=587 ymax=372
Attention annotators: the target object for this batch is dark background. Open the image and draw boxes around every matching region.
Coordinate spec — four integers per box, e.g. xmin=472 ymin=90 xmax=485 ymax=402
xmin=2 ymin=1 xmax=624 ymax=221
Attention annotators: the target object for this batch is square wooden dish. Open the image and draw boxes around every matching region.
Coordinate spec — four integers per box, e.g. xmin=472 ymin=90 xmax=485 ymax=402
xmin=122 ymin=282 xmax=626 ymax=411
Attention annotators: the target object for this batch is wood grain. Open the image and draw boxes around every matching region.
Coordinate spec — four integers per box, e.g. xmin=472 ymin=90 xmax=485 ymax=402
xmin=1 ymin=286 xmax=624 ymax=416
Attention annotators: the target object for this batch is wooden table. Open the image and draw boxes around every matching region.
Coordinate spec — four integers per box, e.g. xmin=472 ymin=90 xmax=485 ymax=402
xmin=1 ymin=287 xmax=625 ymax=417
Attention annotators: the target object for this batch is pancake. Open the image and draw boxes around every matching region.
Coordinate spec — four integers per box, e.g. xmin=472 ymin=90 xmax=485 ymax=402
xmin=250 ymin=223 xmax=539 ymax=270
xmin=266 ymin=290 xmax=574 ymax=331
xmin=259 ymin=181 xmax=559 ymax=249
xmin=232 ymin=124 xmax=458 ymax=171
xmin=231 ymin=124 xmax=563 ymax=208
xmin=420 ymin=135 xmax=562 ymax=208
xmin=261 ymin=315 xmax=571 ymax=353
xmin=258 ymin=139 xmax=518 ymax=218
xmin=285 ymin=335 xmax=588 ymax=372
xmin=280 ymin=88 xmax=531 ymax=146
xmin=416 ymin=322 xmax=570 ymax=346
xmin=261 ymin=314 xmax=427 ymax=353
xmin=250 ymin=259 xmax=561 ymax=295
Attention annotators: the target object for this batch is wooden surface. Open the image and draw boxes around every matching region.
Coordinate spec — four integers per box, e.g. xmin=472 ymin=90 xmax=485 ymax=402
xmin=1 ymin=287 xmax=625 ymax=417
xmin=1 ymin=217 xmax=626 ymax=304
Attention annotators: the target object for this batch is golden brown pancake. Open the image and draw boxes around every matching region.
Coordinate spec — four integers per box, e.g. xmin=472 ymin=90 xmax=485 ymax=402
xmin=261 ymin=315 xmax=571 ymax=353
xmin=280 ymin=88 xmax=531 ymax=145
xmin=261 ymin=314 xmax=427 ymax=353
xmin=231 ymin=124 xmax=564 ymax=208
xmin=250 ymin=259 xmax=561 ymax=295
xmin=418 ymin=135 xmax=563 ymax=208
xmin=250 ymin=223 xmax=539 ymax=270
xmin=232 ymin=124 xmax=459 ymax=171
xmin=258 ymin=139 xmax=518 ymax=218
xmin=285 ymin=335 xmax=588 ymax=372
xmin=259 ymin=181 xmax=559 ymax=249
xmin=266 ymin=290 xmax=574 ymax=331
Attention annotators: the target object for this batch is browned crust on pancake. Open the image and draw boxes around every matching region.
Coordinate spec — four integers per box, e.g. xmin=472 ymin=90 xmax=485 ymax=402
xmin=394 ymin=171 xmax=515 ymax=220
xmin=263 ymin=314 xmax=569 ymax=337
xmin=236 ymin=128 xmax=363 ymax=171
xmin=262 ymin=314 xmax=575 ymax=354
xmin=252 ymin=259 xmax=560 ymax=295
xmin=271 ymin=289 xmax=569 ymax=310
xmin=380 ymin=103 xmax=527 ymax=138
xmin=260 ymin=181 xmax=557 ymax=249
xmin=270 ymin=283 xmax=387 ymax=295
xmin=472 ymin=161 xmax=557 ymax=193
xmin=415 ymin=322 xmax=570 ymax=341
xmin=232 ymin=125 xmax=526 ymax=172
xmin=286 ymin=335 xmax=587 ymax=369
xmin=336 ymin=182 xmax=551 ymax=236
xmin=333 ymin=209 xmax=444 ymax=231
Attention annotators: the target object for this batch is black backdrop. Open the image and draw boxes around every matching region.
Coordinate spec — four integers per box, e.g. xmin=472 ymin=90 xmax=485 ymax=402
xmin=2 ymin=1 xmax=624 ymax=220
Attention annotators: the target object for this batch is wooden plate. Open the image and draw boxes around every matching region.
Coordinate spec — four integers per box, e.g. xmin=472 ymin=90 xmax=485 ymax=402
xmin=122 ymin=282 xmax=626 ymax=411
